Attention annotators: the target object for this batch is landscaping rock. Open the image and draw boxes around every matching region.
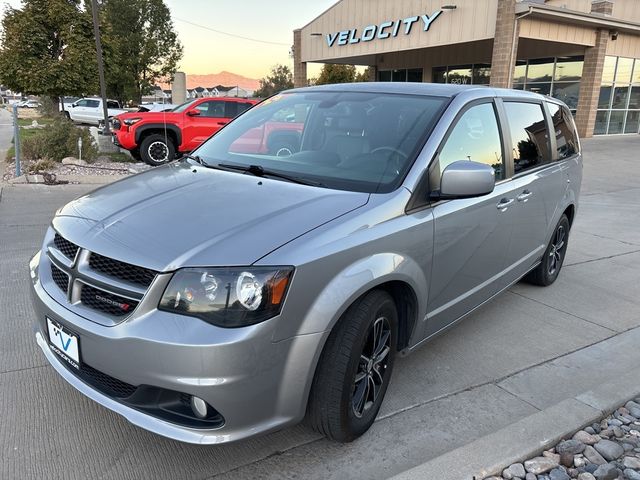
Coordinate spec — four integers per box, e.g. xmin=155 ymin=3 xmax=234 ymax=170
xmin=584 ymin=446 xmax=608 ymax=465
xmin=557 ymin=439 xmax=586 ymax=456
xmin=549 ymin=467 xmax=571 ymax=480
xmin=525 ymin=474 xmax=536 ymax=480
xmin=592 ymin=463 xmax=618 ymax=480
xmin=525 ymin=456 xmax=559 ymax=475
xmin=577 ymin=473 xmax=596 ymax=480
xmin=503 ymin=463 xmax=526 ymax=479
xmin=594 ymin=440 xmax=624 ymax=461
xmin=623 ymin=456 xmax=640 ymax=469
xmin=574 ymin=430 xmax=599 ymax=446
xmin=624 ymin=469 xmax=640 ymax=480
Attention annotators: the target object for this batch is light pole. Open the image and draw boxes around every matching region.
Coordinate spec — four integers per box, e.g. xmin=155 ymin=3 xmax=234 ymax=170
xmin=90 ymin=0 xmax=110 ymax=135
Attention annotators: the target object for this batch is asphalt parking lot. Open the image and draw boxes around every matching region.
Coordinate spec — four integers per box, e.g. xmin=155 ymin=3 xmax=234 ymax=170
xmin=2 ymin=135 xmax=640 ymax=480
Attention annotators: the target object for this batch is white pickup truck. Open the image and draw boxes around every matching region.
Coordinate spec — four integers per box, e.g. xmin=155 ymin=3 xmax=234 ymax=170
xmin=62 ymin=98 xmax=128 ymax=126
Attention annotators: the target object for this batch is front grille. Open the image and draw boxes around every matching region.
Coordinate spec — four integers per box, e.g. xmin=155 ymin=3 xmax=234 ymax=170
xmin=89 ymin=252 xmax=157 ymax=288
xmin=78 ymin=363 xmax=137 ymax=398
xmin=50 ymin=264 xmax=69 ymax=294
xmin=80 ymin=284 xmax=139 ymax=317
xmin=54 ymin=234 xmax=79 ymax=260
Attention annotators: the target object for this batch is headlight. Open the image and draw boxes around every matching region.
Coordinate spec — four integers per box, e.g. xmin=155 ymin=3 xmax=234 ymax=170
xmin=123 ymin=117 xmax=142 ymax=126
xmin=158 ymin=267 xmax=294 ymax=328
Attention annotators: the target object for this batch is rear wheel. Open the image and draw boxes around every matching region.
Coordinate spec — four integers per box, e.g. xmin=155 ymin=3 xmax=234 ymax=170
xmin=307 ymin=290 xmax=398 ymax=442
xmin=525 ymin=214 xmax=570 ymax=286
xmin=140 ymin=134 xmax=175 ymax=166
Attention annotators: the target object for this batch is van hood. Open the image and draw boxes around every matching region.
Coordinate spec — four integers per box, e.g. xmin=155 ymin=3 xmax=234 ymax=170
xmin=52 ymin=161 xmax=369 ymax=271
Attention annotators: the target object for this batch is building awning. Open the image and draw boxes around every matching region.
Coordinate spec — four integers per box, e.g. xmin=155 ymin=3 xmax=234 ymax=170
xmin=515 ymin=2 xmax=640 ymax=35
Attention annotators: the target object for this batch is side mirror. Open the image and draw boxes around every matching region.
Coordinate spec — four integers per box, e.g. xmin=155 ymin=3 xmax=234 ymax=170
xmin=436 ymin=160 xmax=495 ymax=200
xmin=186 ymin=109 xmax=200 ymax=117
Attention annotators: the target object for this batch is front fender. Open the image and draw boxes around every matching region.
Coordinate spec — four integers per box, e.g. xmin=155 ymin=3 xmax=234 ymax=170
xmin=280 ymin=252 xmax=428 ymax=344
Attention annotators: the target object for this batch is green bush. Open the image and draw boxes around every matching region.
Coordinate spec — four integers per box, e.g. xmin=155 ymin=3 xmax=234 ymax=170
xmin=22 ymin=118 xmax=98 ymax=162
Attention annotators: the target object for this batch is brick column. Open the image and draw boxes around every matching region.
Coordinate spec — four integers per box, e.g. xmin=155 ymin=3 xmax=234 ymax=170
xmin=293 ymin=29 xmax=307 ymax=88
xmin=591 ymin=0 xmax=614 ymax=16
xmin=490 ymin=0 xmax=518 ymax=88
xmin=575 ymin=29 xmax=609 ymax=138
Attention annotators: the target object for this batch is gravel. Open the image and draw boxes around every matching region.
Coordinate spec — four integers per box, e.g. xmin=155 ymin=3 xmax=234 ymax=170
xmin=484 ymin=399 xmax=640 ymax=480
xmin=3 ymin=156 xmax=153 ymax=182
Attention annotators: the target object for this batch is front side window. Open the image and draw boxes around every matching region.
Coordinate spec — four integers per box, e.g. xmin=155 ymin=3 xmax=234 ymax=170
xmin=86 ymin=100 xmax=100 ymax=108
xmin=196 ymin=101 xmax=226 ymax=118
xmin=504 ymin=102 xmax=551 ymax=174
xmin=430 ymin=102 xmax=504 ymax=190
xmin=548 ymin=103 xmax=579 ymax=160
xmin=193 ymin=91 xmax=447 ymax=193
xmin=75 ymin=100 xmax=89 ymax=107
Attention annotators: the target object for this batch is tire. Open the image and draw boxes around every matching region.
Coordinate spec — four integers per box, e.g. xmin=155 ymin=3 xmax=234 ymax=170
xmin=63 ymin=111 xmax=70 ymax=120
xmin=307 ymin=290 xmax=398 ymax=442
xmin=525 ymin=214 xmax=570 ymax=286
xmin=270 ymin=142 xmax=296 ymax=157
xmin=140 ymin=134 xmax=175 ymax=166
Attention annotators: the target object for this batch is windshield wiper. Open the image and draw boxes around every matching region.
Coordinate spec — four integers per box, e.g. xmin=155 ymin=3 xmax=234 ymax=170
xmin=182 ymin=154 xmax=207 ymax=166
xmin=218 ymin=163 xmax=325 ymax=187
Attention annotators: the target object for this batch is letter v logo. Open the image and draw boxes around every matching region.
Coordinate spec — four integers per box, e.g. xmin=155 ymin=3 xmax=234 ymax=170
xmin=326 ymin=32 xmax=339 ymax=47
xmin=60 ymin=335 xmax=72 ymax=352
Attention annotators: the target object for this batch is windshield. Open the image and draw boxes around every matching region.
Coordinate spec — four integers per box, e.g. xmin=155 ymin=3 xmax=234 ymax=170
xmin=172 ymin=100 xmax=198 ymax=113
xmin=193 ymin=91 xmax=448 ymax=193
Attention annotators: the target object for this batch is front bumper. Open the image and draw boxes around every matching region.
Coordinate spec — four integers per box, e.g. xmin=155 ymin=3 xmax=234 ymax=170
xmin=30 ymin=252 xmax=326 ymax=444
xmin=112 ymin=127 xmax=137 ymax=150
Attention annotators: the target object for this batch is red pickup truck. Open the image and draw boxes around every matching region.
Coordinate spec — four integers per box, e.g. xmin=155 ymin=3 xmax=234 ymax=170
xmin=112 ymin=97 xmax=258 ymax=165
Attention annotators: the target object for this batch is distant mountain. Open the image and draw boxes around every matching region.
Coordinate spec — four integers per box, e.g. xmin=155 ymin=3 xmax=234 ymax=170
xmin=161 ymin=71 xmax=261 ymax=91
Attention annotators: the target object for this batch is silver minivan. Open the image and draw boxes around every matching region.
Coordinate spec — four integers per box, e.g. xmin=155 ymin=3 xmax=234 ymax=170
xmin=30 ymin=83 xmax=581 ymax=444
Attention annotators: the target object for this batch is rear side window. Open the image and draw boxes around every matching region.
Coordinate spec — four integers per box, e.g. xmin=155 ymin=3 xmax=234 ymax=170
xmin=503 ymin=102 xmax=551 ymax=174
xmin=237 ymin=102 xmax=253 ymax=115
xmin=86 ymin=100 xmax=100 ymax=108
xmin=547 ymin=103 xmax=579 ymax=159
xmin=107 ymin=100 xmax=119 ymax=109
xmin=431 ymin=102 xmax=504 ymax=190
xmin=225 ymin=101 xmax=238 ymax=118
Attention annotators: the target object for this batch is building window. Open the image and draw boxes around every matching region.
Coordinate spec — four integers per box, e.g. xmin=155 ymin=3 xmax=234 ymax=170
xmin=378 ymin=68 xmax=423 ymax=83
xmin=595 ymin=56 xmax=640 ymax=135
xmin=431 ymin=64 xmax=491 ymax=85
xmin=513 ymin=56 xmax=584 ymax=112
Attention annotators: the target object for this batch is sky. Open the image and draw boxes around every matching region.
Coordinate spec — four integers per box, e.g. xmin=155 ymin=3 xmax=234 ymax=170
xmin=2 ymin=0 xmax=337 ymax=79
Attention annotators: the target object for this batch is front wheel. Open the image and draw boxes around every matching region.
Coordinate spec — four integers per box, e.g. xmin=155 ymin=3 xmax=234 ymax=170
xmin=525 ymin=214 xmax=570 ymax=286
xmin=140 ymin=134 xmax=175 ymax=166
xmin=307 ymin=290 xmax=398 ymax=442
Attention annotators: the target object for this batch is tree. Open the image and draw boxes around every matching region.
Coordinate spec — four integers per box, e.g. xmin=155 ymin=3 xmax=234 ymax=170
xmin=253 ymin=65 xmax=294 ymax=98
xmin=0 ymin=0 xmax=99 ymax=103
xmin=101 ymin=0 xmax=183 ymax=103
xmin=355 ymin=67 xmax=373 ymax=83
xmin=315 ymin=64 xmax=356 ymax=85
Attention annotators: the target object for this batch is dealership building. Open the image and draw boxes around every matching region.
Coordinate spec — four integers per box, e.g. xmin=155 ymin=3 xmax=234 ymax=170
xmin=293 ymin=0 xmax=640 ymax=137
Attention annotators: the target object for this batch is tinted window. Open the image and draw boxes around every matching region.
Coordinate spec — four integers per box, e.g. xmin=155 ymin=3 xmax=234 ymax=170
xmin=548 ymin=103 xmax=579 ymax=160
xmin=75 ymin=100 xmax=88 ymax=107
xmin=225 ymin=101 xmax=238 ymax=118
xmin=504 ymin=102 xmax=550 ymax=174
xmin=86 ymin=100 xmax=100 ymax=108
xmin=196 ymin=101 xmax=225 ymax=118
xmin=237 ymin=103 xmax=253 ymax=115
xmin=106 ymin=101 xmax=119 ymax=109
xmin=431 ymin=102 xmax=504 ymax=189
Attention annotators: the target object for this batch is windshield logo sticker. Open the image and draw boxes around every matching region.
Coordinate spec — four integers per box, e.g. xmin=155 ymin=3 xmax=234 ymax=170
xmin=326 ymin=10 xmax=443 ymax=47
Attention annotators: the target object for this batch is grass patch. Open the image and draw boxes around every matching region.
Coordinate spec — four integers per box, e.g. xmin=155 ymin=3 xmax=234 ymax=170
xmin=16 ymin=116 xmax=56 ymax=127
xmin=5 ymin=127 xmax=42 ymax=161
xmin=101 ymin=152 xmax=135 ymax=163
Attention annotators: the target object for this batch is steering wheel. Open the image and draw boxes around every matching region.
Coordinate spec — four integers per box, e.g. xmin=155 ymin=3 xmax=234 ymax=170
xmin=371 ymin=146 xmax=409 ymax=159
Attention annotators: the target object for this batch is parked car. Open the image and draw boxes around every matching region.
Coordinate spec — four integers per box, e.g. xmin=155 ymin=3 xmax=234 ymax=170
xmin=111 ymin=97 xmax=258 ymax=165
xmin=19 ymin=99 xmax=41 ymax=109
xmin=62 ymin=98 xmax=128 ymax=126
xmin=30 ymin=83 xmax=581 ymax=445
xmin=137 ymin=102 xmax=177 ymax=113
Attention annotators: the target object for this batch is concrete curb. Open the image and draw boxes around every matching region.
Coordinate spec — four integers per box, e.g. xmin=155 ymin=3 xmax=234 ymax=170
xmin=391 ymin=369 xmax=640 ymax=480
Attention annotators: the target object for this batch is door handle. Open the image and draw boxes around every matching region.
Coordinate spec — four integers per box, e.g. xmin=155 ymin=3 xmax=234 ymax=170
xmin=496 ymin=198 xmax=515 ymax=210
xmin=517 ymin=190 xmax=533 ymax=202
xmin=217 ymin=121 xmax=229 ymax=125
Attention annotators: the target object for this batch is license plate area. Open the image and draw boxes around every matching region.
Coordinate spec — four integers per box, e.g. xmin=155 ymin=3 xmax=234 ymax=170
xmin=46 ymin=317 xmax=81 ymax=369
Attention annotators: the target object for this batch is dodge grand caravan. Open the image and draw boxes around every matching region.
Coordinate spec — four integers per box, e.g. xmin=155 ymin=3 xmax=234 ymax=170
xmin=30 ymin=83 xmax=582 ymax=444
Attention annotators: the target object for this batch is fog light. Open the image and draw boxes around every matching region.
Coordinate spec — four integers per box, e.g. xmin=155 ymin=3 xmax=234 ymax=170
xmin=190 ymin=395 xmax=209 ymax=419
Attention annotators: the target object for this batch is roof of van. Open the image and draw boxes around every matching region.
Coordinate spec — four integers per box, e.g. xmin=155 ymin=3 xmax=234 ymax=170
xmin=288 ymin=82 xmax=546 ymax=100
